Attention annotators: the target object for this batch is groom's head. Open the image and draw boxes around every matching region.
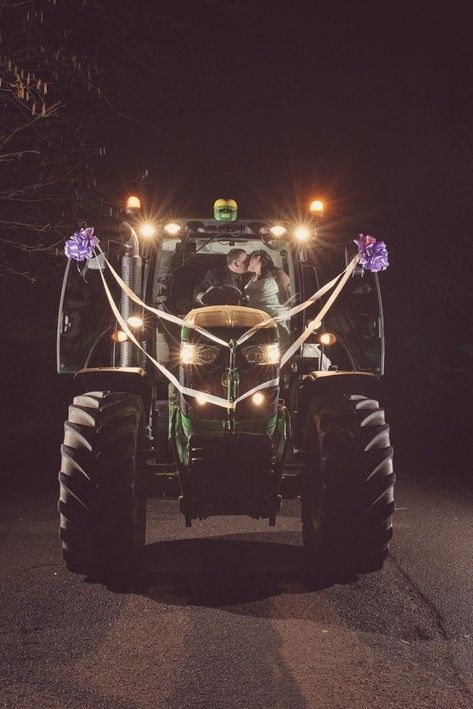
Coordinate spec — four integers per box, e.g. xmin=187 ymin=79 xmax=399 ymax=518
xmin=227 ymin=248 xmax=248 ymax=274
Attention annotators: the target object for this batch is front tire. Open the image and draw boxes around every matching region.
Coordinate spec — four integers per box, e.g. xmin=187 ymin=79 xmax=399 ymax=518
xmin=58 ymin=391 xmax=145 ymax=577
xmin=301 ymin=394 xmax=394 ymax=576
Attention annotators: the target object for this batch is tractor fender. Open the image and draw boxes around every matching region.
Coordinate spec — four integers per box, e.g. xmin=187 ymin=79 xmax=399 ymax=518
xmin=292 ymin=371 xmax=381 ymax=450
xmin=75 ymin=367 xmax=153 ymax=413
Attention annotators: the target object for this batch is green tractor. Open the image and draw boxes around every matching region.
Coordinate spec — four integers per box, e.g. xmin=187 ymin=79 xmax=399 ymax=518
xmin=57 ymin=198 xmax=394 ymax=578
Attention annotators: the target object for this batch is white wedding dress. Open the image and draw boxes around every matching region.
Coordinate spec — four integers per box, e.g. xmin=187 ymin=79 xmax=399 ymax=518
xmin=245 ymin=275 xmax=331 ymax=369
xmin=245 ymin=276 xmax=289 ymax=330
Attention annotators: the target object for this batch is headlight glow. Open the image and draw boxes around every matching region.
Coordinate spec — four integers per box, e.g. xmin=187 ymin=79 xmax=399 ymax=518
xmin=111 ymin=330 xmax=128 ymax=343
xmin=180 ymin=343 xmax=220 ymax=365
xmin=164 ymin=222 xmax=182 ymax=235
xmin=294 ymin=225 xmax=311 ymax=241
xmin=252 ymin=392 xmax=265 ymax=406
xmin=318 ymin=332 xmax=337 ymax=346
xmin=242 ymin=343 xmax=280 ymax=365
xmin=127 ymin=315 xmax=144 ymax=329
xmin=269 ymin=224 xmax=287 ymax=238
xmin=139 ymin=223 xmax=156 ymax=238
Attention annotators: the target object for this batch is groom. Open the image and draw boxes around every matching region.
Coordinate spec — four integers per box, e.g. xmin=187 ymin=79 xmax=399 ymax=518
xmin=194 ymin=248 xmax=251 ymax=305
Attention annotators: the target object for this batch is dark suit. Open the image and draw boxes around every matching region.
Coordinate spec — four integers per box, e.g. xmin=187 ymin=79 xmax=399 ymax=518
xmin=194 ymin=266 xmax=251 ymax=302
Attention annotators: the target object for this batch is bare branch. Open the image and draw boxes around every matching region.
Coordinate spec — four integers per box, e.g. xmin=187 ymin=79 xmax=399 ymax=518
xmin=0 ymin=149 xmax=40 ymax=161
xmin=0 ymin=262 xmax=37 ymax=282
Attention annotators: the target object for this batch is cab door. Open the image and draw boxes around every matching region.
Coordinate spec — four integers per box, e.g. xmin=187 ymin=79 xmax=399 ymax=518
xmin=295 ymin=248 xmax=385 ymax=376
xmin=57 ymin=252 xmax=117 ymax=374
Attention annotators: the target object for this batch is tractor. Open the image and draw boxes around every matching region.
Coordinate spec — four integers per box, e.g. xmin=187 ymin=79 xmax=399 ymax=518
xmin=57 ymin=197 xmax=394 ymax=578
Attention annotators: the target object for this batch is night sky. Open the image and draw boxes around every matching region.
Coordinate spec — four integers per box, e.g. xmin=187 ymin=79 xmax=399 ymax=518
xmin=106 ymin=3 xmax=471 ymax=215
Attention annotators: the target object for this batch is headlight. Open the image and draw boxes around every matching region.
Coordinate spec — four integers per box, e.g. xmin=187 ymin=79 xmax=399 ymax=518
xmin=241 ymin=343 xmax=280 ymax=365
xmin=111 ymin=329 xmax=128 ymax=343
xmin=180 ymin=343 xmax=220 ymax=365
xmin=294 ymin=225 xmax=311 ymax=241
xmin=127 ymin=315 xmax=144 ymax=329
xmin=163 ymin=222 xmax=182 ymax=235
xmin=139 ymin=223 xmax=156 ymax=238
xmin=252 ymin=392 xmax=265 ymax=406
xmin=269 ymin=224 xmax=287 ymax=238
xmin=318 ymin=332 xmax=337 ymax=346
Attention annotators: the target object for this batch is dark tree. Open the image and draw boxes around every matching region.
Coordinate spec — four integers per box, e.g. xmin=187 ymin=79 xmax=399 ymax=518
xmin=0 ymin=0 xmax=176 ymax=281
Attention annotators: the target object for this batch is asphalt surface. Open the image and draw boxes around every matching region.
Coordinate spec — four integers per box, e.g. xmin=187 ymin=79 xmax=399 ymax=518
xmin=1 ymin=467 xmax=473 ymax=709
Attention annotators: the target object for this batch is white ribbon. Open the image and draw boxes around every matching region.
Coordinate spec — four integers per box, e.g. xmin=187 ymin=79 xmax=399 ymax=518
xmin=94 ymin=250 xmax=360 ymax=408
xmin=97 ymin=256 xmax=279 ymax=409
xmin=235 ymin=255 xmax=359 ymax=345
xmin=98 ymin=246 xmax=229 ymax=348
xmin=280 ymin=255 xmax=359 ymax=367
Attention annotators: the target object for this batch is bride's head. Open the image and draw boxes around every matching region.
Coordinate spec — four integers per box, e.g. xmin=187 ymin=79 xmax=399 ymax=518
xmin=247 ymin=250 xmax=275 ymax=278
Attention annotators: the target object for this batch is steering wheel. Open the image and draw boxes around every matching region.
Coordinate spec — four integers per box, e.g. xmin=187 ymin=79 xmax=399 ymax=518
xmin=200 ymin=285 xmax=245 ymax=306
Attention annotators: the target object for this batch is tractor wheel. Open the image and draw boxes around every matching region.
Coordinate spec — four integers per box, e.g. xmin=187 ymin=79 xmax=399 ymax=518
xmin=58 ymin=391 xmax=146 ymax=577
xmin=301 ymin=393 xmax=394 ymax=576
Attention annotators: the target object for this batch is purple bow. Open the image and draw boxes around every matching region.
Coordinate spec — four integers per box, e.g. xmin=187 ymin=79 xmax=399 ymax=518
xmin=64 ymin=227 xmax=99 ymax=261
xmin=354 ymin=234 xmax=389 ymax=272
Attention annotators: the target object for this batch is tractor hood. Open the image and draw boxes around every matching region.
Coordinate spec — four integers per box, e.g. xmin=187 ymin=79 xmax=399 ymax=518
xmin=183 ymin=305 xmax=276 ymax=331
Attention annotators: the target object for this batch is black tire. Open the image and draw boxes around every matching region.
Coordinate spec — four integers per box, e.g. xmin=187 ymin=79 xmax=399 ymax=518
xmin=58 ymin=391 xmax=146 ymax=577
xmin=301 ymin=393 xmax=394 ymax=576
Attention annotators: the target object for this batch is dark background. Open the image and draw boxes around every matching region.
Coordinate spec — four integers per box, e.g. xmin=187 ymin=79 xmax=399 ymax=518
xmin=1 ymin=1 xmax=472 ymax=487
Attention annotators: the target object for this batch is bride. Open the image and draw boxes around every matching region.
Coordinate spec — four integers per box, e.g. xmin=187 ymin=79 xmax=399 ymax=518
xmin=245 ymin=250 xmax=291 ymax=334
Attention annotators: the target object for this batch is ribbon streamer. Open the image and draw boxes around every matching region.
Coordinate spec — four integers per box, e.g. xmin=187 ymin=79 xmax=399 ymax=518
xmin=280 ymin=255 xmax=358 ymax=367
xmin=99 ymin=246 xmax=358 ymax=349
xmin=236 ymin=255 xmax=359 ymax=345
xmin=98 ymin=247 xmax=230 ymax=348
xmin=96 ymin=256 xmax=279 ymax=408
xmin=94 ymin=250 xmax=360 ymax=408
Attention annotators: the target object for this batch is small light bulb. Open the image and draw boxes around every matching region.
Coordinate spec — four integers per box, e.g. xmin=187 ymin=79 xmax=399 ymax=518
xmin=252 ymin=392 xmax=265 ymax=406
xmin=269 ymin=225 xmax=287 ymax=238
xmin=127 ymin=316 xmax=144 ymax=329
xmin=139 ymin=223 xmax=156 ymax=238
xmin=164 ymin=222 xmax=182 ymax=235
xmin=294 ymin=226 xmax=311 ymax=241
xmin=195 ymin=393 xmax=208 ymax=406
xmin=319 ymin=332 xmax=337 ymax=346
xmin=111 ymin=330 xmax=128 ymax=343
xmin=180 ymin=343 xmax=194 ymax=364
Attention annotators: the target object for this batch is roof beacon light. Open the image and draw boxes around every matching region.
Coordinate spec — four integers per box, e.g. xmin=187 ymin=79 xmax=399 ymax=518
xmin=294 ymin=225 xmax=311 ymax=241
xmin=214 ymin=198 xmax=238 ymax=222
xmin=309 ymin=199 xmax=324 ymax=217
xmin=163 ymin=222 xmax=182 ymax=235
xmin=269 ymin=224 xmax=287 ymax=238
xmin=126 ymin=195 xmax=141 ymax=211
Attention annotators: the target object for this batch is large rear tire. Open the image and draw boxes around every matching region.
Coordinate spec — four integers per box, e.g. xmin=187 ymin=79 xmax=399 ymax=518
xmin=301 ymin=394 xmax=394 ymax=576
xmin=58 ymin=391 xmax=145 ymax=577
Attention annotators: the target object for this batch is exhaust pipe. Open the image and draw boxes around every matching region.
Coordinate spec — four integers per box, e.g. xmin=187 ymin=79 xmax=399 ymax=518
xmin=119 ymin=222 xmax=143 ymax=367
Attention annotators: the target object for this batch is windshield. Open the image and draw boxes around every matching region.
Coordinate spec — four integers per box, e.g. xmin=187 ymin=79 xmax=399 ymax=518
xmin=152 ymin=237 xmax=296 ymax=316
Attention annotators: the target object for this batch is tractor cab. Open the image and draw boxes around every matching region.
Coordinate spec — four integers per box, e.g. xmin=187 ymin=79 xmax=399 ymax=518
xmin=57 ymin=200 xmax=384 ymax=380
